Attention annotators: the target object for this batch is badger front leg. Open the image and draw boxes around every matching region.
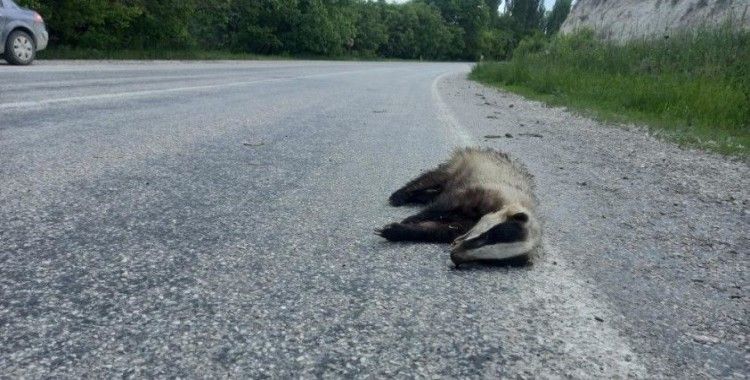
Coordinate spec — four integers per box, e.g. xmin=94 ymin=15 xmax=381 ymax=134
xmin=388 ymin=165 xmax=449 ymax=206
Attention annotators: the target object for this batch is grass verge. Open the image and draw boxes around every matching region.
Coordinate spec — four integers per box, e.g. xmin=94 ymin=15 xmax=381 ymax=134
xmin=470 ymin=29 xmax=750 ymax=157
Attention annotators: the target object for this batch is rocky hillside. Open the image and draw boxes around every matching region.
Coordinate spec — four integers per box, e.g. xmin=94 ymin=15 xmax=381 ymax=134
xmin=560 ymin=0 xmax=750 ymax=41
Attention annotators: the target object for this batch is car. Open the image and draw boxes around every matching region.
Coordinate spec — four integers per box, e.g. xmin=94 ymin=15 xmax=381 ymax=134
xmin=0 ymin=0 xmax=48 ymax=65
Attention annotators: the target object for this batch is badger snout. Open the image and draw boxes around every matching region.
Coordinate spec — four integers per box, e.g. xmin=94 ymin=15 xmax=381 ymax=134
xmin=450 ymin=221 xmax=531 ymax=266
xmin=449 ymin=236 xmax=478 ymax=267
xmin=450 ymin=248 xmax=470 ymax=267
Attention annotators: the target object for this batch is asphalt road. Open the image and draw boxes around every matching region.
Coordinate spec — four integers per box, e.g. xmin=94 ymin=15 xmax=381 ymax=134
xmin=1 ymin=61 xmax=747 ymax=378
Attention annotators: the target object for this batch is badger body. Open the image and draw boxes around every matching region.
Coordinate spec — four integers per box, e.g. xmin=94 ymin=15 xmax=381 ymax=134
xmin=377 ymin=148 xmax=541 ymax=266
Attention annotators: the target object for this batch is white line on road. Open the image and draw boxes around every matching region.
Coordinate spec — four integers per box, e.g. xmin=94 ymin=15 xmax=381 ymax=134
xmin=526 ymin=243 xmax=649 ymax=377
xmin=0 ymin=72 xmax=264 ymax=91
xmin=0 ymin=68 xmax=391 ymax=111
xmin=432 ymin=71 xmax=474 ymax=147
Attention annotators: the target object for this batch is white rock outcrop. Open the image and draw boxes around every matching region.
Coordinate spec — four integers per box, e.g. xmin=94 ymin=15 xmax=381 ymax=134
xmin=560 ymin=0 xmax=750 ymax=41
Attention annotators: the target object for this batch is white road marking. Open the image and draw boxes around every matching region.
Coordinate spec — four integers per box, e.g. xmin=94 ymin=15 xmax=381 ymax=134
xmin=0 ymin=61 xmax=330 ymax=74
xmin=0 ymin=68 xmax=389 ymax=111
xmin=523 ymin=243 xmax=649 ymax=377
xmin=431 ymin=71 xmax=474 ymax=146
xmin=0 ymin=72 xmax=257 ymax=91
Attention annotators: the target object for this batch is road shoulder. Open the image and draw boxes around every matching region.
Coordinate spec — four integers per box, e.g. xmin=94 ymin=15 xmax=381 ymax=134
xmin=439 ymin=72 xmax=749 ymax=378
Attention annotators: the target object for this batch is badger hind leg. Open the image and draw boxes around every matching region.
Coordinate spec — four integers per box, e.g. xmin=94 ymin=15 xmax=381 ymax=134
xmin=388 ymin=166 xmax=449 ymax=206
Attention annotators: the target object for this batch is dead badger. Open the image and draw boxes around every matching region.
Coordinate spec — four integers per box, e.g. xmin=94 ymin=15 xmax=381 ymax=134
xmin=377 ymin=148 xmax=541 ymax=266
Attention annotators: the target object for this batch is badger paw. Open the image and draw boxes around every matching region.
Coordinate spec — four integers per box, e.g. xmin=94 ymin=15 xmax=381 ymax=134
xmin=375 ymin=223 xmax=412 ymax=241
xmin=388 ymin=191 xmax=409 ymax=207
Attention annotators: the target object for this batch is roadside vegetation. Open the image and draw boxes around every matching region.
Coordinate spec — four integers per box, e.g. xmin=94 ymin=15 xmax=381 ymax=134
xmin=471 ymin=28 xmax=750 ymax=157
xmin=19 ymin=0 xmax=563 ymax=61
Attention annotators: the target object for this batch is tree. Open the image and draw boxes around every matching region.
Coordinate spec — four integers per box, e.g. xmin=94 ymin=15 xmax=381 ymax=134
xmin=289 ymin=0 xmax=346 ymax=55
xmin=485 ymin=0 xmax=501 ymax=18
xmin=16 ymin=0 xmax=536 ymax=61
xmin=191 ymin=0 xmax=232 ymax=50
xmin=228 ymin=0 xmax=300 ymax=54
xmin=353 ymin=2 xmax=388 ymax=55
xmin=546 ymin=0 xmax=572 ymax=36
xmin=506 ymin=0 xmax=545 ymax=35
xmin=421 ymin=0 xmax=491 ymax=59
xmin=17 ymin=0 xmax=143 ymax=49
xmin=127 ymin=0 xmax=197 ymax=49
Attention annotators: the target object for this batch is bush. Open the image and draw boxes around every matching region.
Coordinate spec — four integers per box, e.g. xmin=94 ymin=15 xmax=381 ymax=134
xmin=513 ymin=31 xmax=548 ymax=58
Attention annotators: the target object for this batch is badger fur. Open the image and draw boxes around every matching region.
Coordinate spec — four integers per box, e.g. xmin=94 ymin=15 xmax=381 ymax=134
xmin=377 ymin=148 xmax=541 ymax=266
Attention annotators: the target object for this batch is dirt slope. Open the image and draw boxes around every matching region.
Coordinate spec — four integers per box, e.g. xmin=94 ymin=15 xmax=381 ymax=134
xmin=561 ymin=0 xmax=750 ymax=41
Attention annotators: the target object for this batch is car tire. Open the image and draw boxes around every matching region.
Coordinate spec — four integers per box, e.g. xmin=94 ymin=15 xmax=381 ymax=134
xmin=4 ymin=30 xmax=36 ymax=65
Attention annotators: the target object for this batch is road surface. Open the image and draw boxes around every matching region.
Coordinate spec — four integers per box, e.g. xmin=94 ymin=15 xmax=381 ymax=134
xmin=1 ymin=61 xmax=747 ymax=378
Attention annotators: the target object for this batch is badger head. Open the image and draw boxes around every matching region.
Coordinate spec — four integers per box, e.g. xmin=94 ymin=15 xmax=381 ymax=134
xmin=450 ymin=204 xmax=540 ymax=266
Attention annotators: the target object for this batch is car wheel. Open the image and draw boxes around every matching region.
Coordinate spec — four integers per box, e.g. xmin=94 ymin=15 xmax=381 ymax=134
xmin=4 ymin=30 xmax=36 ymax=65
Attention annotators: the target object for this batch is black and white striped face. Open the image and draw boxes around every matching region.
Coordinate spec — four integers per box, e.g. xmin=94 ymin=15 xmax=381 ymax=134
xmin=450 ymin=206 xmax=540 ymax=266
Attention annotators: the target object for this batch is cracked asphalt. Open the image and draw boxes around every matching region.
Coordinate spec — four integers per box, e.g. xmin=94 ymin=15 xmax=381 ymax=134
xmin=0 ymin=61 xmax=747 ymax=378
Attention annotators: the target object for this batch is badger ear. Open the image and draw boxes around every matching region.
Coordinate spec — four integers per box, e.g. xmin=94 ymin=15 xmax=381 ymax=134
xmin=511 ymin=212 xmax=529 ymax=223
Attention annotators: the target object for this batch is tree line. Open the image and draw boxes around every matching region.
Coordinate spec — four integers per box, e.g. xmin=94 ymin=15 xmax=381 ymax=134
xmin=18 ymin=0 xmax=572 ymax=60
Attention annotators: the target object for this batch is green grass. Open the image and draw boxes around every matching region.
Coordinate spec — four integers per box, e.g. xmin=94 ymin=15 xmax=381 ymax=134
xmin=470 ymin=29 xmax=750 ymax=157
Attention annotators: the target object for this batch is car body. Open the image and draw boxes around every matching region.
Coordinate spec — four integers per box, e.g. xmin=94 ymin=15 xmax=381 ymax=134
xmin=0 ymin=0 xmax=48 ymax=65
